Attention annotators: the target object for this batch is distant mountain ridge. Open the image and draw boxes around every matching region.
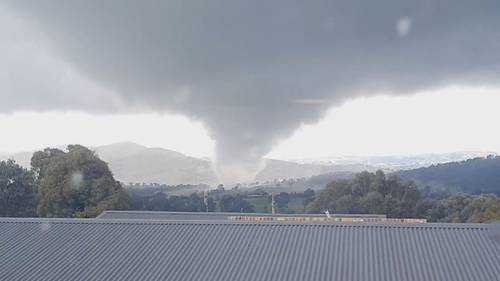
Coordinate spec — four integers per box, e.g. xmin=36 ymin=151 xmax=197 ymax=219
xmin=257 ymin=159 xmax=373 ymax=181
xmin=94 ymin=142 xmax=217 ymax=185
xmin=1 ymin=142 xmax=497 ymax=186
xmin=1 ymin=142 xmax=216 ymax=185
xmin=2 ymin=142 xmax=376 ymax=185
xmin=395 ymin=156 xmax=500 ymax=195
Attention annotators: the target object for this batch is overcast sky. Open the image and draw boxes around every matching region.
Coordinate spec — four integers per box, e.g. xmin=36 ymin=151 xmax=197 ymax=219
xmin=1 ymin=1 xmax=499 ymax=180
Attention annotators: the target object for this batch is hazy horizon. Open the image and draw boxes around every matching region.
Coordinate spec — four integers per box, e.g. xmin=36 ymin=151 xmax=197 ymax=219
xmin=2 ymin=140 xmax=498 ymax=162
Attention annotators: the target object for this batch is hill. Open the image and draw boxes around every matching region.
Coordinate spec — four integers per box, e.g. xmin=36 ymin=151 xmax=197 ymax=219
xmin=1 ymin=151 xmax=35 ymax=168
xmin=0 ymin=143 xmax=216 ymax=185
xmin=1 ymin=142 xmax=372 ymax=185
xmin=395 ymin=156 xmax=500 ymax=196
xmin=256 ymin=159 xmax=372 ymax=181
xmin=94 ymin=142 xmax=217 ymax=185
xmin=4 ymin=143 xmax=497 ymax=187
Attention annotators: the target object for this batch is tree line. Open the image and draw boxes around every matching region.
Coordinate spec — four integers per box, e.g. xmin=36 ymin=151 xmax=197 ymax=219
xmin=124 ymin=183 xmax=210 ymax=196
xmin=2 ymin=146 xmax=500 ymax=222
xmin=128 ymin=188 xmax=317 ymax=214
xmin=306 ymin=170 xmax=500 ymax=222
xmin=129 ymin=192 xmax=255 ymax=213
xmin=0 ymin=145 xmax=129 ymax=218
xmin=396 ymin=155 xmax=500 ymax=196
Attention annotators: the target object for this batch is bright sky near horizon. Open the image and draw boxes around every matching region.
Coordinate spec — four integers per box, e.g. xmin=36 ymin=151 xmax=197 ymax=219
xmin=1 ymin=85 xmax=499 ymax=159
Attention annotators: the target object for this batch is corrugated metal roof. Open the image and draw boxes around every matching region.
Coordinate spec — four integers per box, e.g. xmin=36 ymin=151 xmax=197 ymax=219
xmin=97 ymin=210 xmax=387 ymax=220
xmin=1 ymin=218 xmax=499 ymax=281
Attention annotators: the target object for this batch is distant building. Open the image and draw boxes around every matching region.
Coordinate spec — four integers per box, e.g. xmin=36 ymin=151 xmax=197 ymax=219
xmin=97 ymin=210 xmax=387 ymax=220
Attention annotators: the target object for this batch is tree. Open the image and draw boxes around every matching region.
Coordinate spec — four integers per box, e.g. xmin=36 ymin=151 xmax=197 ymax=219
xmin=330 ymin=195 xmax=360 ymax=214
xmin=37 ymin=145 xmax=129 ymax=218
xmin=371 ymin=170 xmax=388 ymax=195
xmin=352 ymin=171 xmax=375 ymax=197
xmin=187 ymin=193 xmax=215 ymax=212
xmin=484 ymin=199 xmax=500 ymax=222
xmin=360 ymin=191 xmax=384 ymax=214
xmin=303 ymin=188 xmax=315 ymax=199
xmin=464 ymin=194 xmax=497 ymax=223
xmin=0 ymin=159 xmax=37 ymax=217
xmin=169 ymin=195 xmax=188 ymax=211
xmin=306 ymin=171 xmax=421 ymax=217
xmin=145 ymin=192 xmax=171 ymax=211
xmin=306 ymin=179 xmax=351 ymax=213
xmin=30 ymin=148 xmax=64 ymax=184
xmin=129 ymin=193 xmax=146 ymax=210
xmin=274 ymin=192 xmax=291 ymax=212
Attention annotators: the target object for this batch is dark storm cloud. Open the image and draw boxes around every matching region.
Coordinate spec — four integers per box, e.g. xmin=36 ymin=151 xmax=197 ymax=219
xmin=0 ymin=6 xmax=123 ymax=113
xmin=2 ymin=0 xmax=500 ymax=182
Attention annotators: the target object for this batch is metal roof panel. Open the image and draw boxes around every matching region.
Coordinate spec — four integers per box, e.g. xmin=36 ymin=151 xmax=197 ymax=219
xmin=0 ymin=218 xmax=498 ymax=281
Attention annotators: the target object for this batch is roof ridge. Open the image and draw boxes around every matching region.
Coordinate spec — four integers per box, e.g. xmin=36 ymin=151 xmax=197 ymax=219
xmin=0 ymin=218 xmax=490 ymax=230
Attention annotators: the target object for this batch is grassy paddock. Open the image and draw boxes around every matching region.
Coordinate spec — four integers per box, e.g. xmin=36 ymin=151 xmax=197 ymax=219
xmin=245 ymin=196 xmax=270 ymax=212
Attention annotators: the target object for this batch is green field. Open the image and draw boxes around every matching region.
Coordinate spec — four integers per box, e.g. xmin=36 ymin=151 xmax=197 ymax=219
xmin=288 ymin=198 xmax=305 ymax=213
xmin=245 ymin=197 xmax=270 ymax=212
